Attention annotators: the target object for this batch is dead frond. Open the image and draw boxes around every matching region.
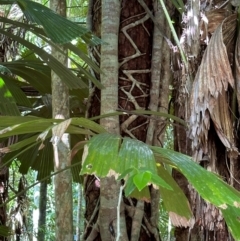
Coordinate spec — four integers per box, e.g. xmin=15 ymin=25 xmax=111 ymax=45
xmin=189 ymin=14 xmax=238 ymax=159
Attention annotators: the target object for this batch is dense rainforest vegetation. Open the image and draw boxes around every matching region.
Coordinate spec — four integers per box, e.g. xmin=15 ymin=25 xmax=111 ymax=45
xmin=0 ymin=0 xmax=240 ymax=241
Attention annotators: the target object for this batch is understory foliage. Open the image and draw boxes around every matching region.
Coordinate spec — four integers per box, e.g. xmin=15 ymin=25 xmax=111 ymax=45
xmin=0 ymin=0 xmax=240 ymax=240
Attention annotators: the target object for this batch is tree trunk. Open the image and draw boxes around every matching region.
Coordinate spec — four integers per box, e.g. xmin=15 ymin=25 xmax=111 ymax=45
xmin=84 ymin=0 xmax=173 ymax=240
xmin=50 ymin=0 xmax=73 ymax=240
xmin=0 ymin=146 xmax=8 ymax=241
xmin=37 ymin=182 xmax=47 ymax=241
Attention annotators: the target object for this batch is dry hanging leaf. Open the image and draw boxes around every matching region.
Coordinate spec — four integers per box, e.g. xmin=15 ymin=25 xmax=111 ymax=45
xmin=200 ymin=9 xmax=230 ymax=44
xmin=51 ymin=119 xmax=72 ymax=145
xmin=169 ymin=211 xmax=194 ymax=228
xmin=189 ymin=15 xmax=237 ymax=159
xmin=235 ymin=28 xmax=240 ymax=114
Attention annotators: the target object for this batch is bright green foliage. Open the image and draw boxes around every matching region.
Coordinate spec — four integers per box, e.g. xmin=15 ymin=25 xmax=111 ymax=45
xmin=1 ymin=118 xmax=240 ymax=238
xmin=0 ymin=0 xmax=102 ymax=116
xmin=81 ymin=133 xmax=120 ymax=176
xmin=81 ymin=133 xmax=172 ymax=192
xmin=0 ymin=0 xmax=100 ymax=45
xmin=0 ymin=116 xmax=105 ymax=182
xmin=152 ymin=147 xmax=240 ymax=240
xmin=80 ymin=133 xmax=186 ymax=208
xmin=0 ymin=77 xmax=20 ymax=116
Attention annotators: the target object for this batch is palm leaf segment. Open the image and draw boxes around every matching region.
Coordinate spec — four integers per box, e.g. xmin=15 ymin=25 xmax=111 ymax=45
xmin=0 ymin=0 xmax=102 ymax=116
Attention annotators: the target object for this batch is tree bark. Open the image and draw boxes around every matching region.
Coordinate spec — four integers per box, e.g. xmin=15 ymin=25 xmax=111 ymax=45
xmin=37 ymin=182 xmax=47 ymax=241
xmin=85 ymin=0 xmax=167 ymax=240
xmin=50 ymin=0 xmax=73 ymax=240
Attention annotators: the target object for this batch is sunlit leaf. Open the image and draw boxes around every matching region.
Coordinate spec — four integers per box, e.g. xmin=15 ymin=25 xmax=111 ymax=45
xmin=118 ymin=137 xmax=157 ymax=174
xmin=81 ymin=133 xmax=121 ymax=177
xmin=17 ymin=0 xmax=88 ymax=44
xmin=133 ymin=171 xmax=152 ymax=191
xmin=0 ymin=77 xmax=20 ymax=116
xmin=124 ymin=175 xmax=136 ymax=197
xmin=0 ymin=29 xmax=88 ymax=90
xmin=0 ymin=0 xmax=101 ymax=45
xmin=0 ymin=74 xmax=32 ymax=107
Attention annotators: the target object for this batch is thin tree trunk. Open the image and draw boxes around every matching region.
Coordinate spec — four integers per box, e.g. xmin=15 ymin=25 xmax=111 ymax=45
xmin=98 ymin=1 xmax=129 ymax=240
xmin=37 ymin=182 xmax=47 ymax=241
xmin=50 ymin=0 xmax=73 ymax=240
xmin=0 ymin=145 xmax=8 ymax=241
xmin=85 ymin=0 xmax=174 ymax=240
xmin=76 ymin=184 xmax=84 ymax=241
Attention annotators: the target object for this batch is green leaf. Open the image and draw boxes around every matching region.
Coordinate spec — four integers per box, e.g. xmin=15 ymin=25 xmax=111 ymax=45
xmin=1 ymin=134 xmax=41 ymax=153
xmin=0 ymin=116 xmax=40 ymax=128
xmin=0 ymin=74 xmax=32 ymax=107
xmin=171 ymin=0 xmax=184 ymax=14
xmin=0 ymin=65 xmax=11 ymax=74
xmin=124 ymin=175 xmax=136 ymax=196
xmin=152 ymin=147 xmax=240 ymax=207
xmin=152 ymin=147 xmax=240 ymax=239
xmin=120 ymin=110 xmax=186 ymax=126
xmin=17 ymin=0 xmax=89 ymax=44
xmin=1 ymin=60 xmax=51 ymax=94
xmin=221 ymin=206 xmax=240 ymax=240
xmin=33 ymin=139 xmax=54 ymax=181
xmin=71 ymin=118 xmax=106 ymax=134
xmin=66 ymin=43 xmax=102 ymax=75
xmin=0 ymin=17 xmax=101 ymax=91
xmin=151 ymin=173 xmax=172 ymax=190
xmin=157 ymin=165 xmax=192 ymax=221
xmin=133 ymin=171 xmax=152 ymax=191
xmin=117 ymin=168 xmax=135 ymax=180
xmin=0 ymin=77 xmax=20 ymax=116
xmin=90 ymin=110 xmax=186 ymax=127
xmin=0 ymin=225 xmax=12 ymax=237
xmin=0 ymin=29 xmax=88 ymax=90
xmin=118 ymin=137 xmax=157 ymax=174
xmin=0 ymin=117 xmax=104 ymax=140
xmin=129 ymin=186 xmax=150 ymax=201
xmin=80 ymin=133 xmax=121 ymax=177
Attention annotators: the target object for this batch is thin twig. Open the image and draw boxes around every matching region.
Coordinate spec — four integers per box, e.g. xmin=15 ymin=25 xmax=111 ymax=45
xmin=116 ymin=184 xmax=125 ymax=241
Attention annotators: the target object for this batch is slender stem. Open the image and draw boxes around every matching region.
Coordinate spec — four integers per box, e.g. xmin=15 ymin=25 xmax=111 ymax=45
xmin=116 ymin=184 xmax=125 ymax=241
xmin=158 ymin=0 xmax=187 ymax=66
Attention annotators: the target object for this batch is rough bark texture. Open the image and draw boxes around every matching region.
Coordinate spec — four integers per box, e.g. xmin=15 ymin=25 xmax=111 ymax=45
xmin=118 ymin=0 xmax=153 ymax=141
xmin=100 ymin=0 xmax=120 ymax=134
xmin=50 ymin=0 xmax=73 ymax=240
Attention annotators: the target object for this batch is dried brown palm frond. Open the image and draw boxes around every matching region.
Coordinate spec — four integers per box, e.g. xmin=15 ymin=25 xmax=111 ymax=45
xmin=234 ymin=23 xmax=240 ymax=113
xmin=189 ymin=13 xmax=238 ymax=160
xmin=235 ymin=17 xmax=240 ymax=116
xmin=200 ymin=9 xmax=231 ymax=44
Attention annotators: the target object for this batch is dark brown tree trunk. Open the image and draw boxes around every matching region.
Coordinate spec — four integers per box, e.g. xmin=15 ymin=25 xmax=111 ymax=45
xmin=84 ymin=0 xmax=173 ymax=240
